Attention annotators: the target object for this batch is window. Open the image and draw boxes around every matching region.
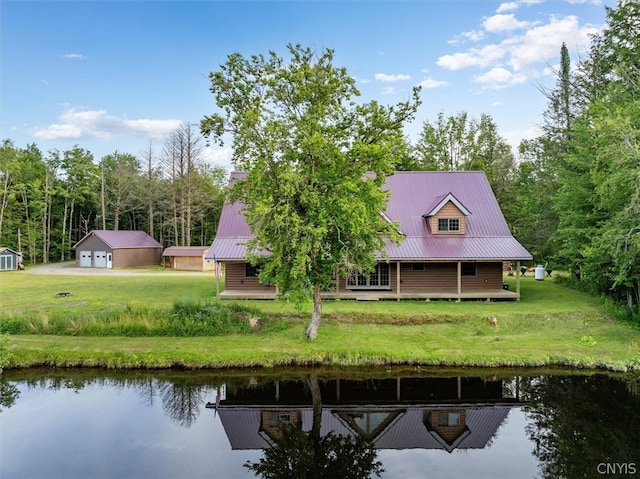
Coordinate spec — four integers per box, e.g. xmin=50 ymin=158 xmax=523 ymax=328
xmin=438 ymin=412 xmax=460 ymax=427
xmin=411 ymin=263 xmax=425 ymax=271
xmin=461 ymin=263 xmax=476 ymax=276
xmin=269 ymin=412 xmax=292 ymax=427
xmin=245 ymin=263 xmax=260 ymax=277
xmin=438 ymin=218 xmax=460 ymax=232
xmin=347 ymin=263 xmax=390 ymax=289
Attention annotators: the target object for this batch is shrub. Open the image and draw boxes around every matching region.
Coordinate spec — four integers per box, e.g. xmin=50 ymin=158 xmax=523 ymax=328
xmin=168 ymin=300 xmax=254 ymax=336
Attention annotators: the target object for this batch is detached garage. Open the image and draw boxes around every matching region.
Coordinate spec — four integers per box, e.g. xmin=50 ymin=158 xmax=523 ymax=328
xmin=162 ymin=246 xmax=214 ymax=271
xmin=74 ymin=230 xmax=162 ymax=269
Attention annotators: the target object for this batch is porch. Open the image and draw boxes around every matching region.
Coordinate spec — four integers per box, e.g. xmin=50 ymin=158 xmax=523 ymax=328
xmin=218 ymin=288 xmax=520 ymax=301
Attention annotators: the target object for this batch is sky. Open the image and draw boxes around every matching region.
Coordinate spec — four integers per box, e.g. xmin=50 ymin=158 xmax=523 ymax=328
xmin=1 ymin=0 xmax=616 ymax=171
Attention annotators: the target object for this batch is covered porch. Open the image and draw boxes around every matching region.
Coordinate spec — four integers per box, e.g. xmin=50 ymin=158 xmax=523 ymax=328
xmin=218 ymin=288 xmax=520 ymax=301
xmin=217 ymin=260 xmax=523 ymax=301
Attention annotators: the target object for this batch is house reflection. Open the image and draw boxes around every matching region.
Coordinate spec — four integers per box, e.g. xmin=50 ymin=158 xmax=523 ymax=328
xmin=208 ymin=375 xmax=524 ymax=453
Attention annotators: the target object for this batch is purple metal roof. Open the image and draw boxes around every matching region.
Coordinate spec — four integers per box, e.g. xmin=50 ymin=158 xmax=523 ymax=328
xmin=206 ymin=171 xmax=532 ymax=261
xmin=218 ymin=405 xmax=514 ymax=451
xmin=162 ymin=246 xmax=208 ymax=257
xmin=74 ymin=230 xmax=162 ymax=249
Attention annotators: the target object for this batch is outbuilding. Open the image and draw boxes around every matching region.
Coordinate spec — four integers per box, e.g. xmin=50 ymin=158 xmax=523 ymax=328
xmin=0 ymin=247 xmax=22 ymax=271
xmin=74 ymin=230 xmax=162 ymax=268
xmin=162 ymin=246 xmax=214 ymax=271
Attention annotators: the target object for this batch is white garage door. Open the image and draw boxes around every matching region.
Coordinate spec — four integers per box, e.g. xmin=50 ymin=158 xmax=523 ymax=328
xmin=79 ymin=251 xmax=92 ymax=267
xmin=93 ymin=251 xmax=107 ymax=268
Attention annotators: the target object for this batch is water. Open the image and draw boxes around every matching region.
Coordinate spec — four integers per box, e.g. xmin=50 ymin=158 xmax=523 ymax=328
xmin=1 ymin=368 xmax=639 ymax=479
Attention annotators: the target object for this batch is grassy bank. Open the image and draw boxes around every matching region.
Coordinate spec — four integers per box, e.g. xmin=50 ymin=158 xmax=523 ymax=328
xmin=1 ymin=268 xmax=639 ymax=371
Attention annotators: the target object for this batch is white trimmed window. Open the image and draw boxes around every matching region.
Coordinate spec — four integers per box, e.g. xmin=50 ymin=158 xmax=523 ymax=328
xmin=438 ymin=218 xmax=460 ymax=232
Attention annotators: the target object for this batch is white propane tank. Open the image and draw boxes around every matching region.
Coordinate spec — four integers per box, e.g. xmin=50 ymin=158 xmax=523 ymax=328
xmin=535 ymin=265 xmax=545 ymax=281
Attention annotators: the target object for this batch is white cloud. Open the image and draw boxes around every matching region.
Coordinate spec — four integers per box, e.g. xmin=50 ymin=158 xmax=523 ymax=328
xmin=507 ymin=15 xmax=599 ymax=72
xmin=463 ymin=30 xmax=485 ymax=42
xmin=419 ymin=78 xmax=449 ymax=89
xmin=437 ymin=11 xmax=603 ymax=93
xmin=483 ymin=14 xmax=530 ymax=32
xmin=33 ymin=108 xmax=182 ymax=141
xmin=202 ymin=146 xmax=233 ymax=171
xmin=62 ymin=53 xmax=86 ymax=60
xmin=437 ymin=44 xmax=506 ymax=70
xmin=473 ymin=67 xmax=528 ymax=89
xmin=497 ymin=2 xmax=519 ymax=13
xmin=374 ymin=73 xmax=411 ymax=82
xmin=381 ymin=87 xmax=396 ymax=95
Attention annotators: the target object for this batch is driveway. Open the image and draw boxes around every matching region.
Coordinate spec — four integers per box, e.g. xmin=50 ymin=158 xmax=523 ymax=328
xmin=25 ymin=261 xmax=212 ymax=277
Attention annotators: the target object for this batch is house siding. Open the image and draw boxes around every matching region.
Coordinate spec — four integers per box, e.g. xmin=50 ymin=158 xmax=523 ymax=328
xmin=429 ymin=202 xmax=467 ymax=235
xmin=113 ymin=248 xmax=162 ymax=268
xmin=461 ymin=262 xmax=503 ymax=291
xmin=336 ymin=261 xmax=503 ymax=295
xmin=164 ymin=254 xmax=214 ymax=271
xmin=225 ymin=262 xmax=277 ymax=292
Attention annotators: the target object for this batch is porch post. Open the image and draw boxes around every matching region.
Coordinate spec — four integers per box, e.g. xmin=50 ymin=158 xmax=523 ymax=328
xmin=396 ymin=262 xmax=401 ymax=301
xmin=516 ymin=260 xmax=521 ymax=302
xmin=336 ymin=274 xmax=340 ymax=299
xmin=457 ymin=261 xmax=462 ymax=302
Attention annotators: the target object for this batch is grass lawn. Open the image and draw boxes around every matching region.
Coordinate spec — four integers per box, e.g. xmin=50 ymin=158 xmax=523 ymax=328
xmin=1 ymin=267 xmax=639 ymax=371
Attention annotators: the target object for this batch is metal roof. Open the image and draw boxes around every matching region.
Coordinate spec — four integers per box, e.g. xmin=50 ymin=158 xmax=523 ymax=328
xmin=218 ymin=405 xmax=514 ymax=451
xmin=162 ymin=246 xmax=208 ymax=257
xmin=206 ymin=171 xmax=532 ymax=261
xmin=74 ymin=230 xmax=162 ymax=249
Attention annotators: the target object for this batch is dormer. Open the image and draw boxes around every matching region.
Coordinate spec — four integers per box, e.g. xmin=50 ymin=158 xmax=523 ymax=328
xmin=423 ymin=193 xmax=471 ymax=235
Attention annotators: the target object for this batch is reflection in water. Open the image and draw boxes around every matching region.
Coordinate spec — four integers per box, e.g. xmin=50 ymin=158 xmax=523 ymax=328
xmin=1 ymin=369 xmax=639 ymax=479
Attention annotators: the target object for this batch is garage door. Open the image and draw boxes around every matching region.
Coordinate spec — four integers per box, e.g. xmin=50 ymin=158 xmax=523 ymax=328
xmin=93 ymin=251 xmax=107 ymax=268
xmin=79 ymin=251 xmax=92 ymax=267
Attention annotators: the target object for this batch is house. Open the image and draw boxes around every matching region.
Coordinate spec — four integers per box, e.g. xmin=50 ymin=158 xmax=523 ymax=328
xmin=73 ymin=230 xmax=162 ymax=268
xmin=0 ymin=247 xmax=22 ymax=271
xmin=206 ymin=171 xmax=532 ymax=300
xmin=162 ymin=246 xmax=215 ymax=271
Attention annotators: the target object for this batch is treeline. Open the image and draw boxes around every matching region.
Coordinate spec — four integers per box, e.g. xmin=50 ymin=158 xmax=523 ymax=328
xmin=397 ymin=1 xmax=639 ymax=312
xmin=1 ymin=1 xmax=637 ymax=312
xmin=0 ymin=123 xmax=227 ymax=263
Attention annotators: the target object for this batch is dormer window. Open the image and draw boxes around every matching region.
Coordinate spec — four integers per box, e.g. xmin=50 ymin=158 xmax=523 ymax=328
xmin=424 ymin=192 xmax=471 ymax=235
xmin=438 ymin=218 xmax=460 ymax=232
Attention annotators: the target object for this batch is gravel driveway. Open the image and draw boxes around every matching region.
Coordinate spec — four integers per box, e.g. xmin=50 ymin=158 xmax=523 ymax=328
xmin=25 ymin=261 xmax=211 ymax=276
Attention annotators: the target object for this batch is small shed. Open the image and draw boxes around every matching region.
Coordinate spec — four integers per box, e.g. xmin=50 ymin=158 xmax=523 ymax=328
xmin=74 ymin=230 xmax=162 ymax=268
xmin=162 ymin=246 xmax=214 ymax=271
xmin=0 ymin=247 xmax=22 ymax=271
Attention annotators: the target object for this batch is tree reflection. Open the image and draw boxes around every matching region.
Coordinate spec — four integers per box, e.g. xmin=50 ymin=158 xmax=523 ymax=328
xmin=523 ymin=374 xmax=640 ymax=479
xmin=157 ymin=379 xmax=213 ymax=427
xmin=244 ymin=375 xmax=383 ymax=479
xmin=0 ymin=378 xmax=19 ymax=412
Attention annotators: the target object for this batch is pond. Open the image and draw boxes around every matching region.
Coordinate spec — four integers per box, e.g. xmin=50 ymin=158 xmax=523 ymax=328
xmin=1 ymin=368 xmax=639 ymax=479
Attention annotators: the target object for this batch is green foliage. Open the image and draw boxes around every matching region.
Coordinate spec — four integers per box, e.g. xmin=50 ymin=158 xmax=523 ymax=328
xmin=0 ymin=300 xmax=262 ymax=337
xmin=202 ymin=43 xmax=420 ymax=338
xmin=413 ymin=111 xmax=516 ymax=208
xmin=0 ymin=334 xmax=14 ymax=372
xmin=168 ymin=300 xmax=255 ymax=336
xmin=245 ymin=422 xmax=383 ymax=479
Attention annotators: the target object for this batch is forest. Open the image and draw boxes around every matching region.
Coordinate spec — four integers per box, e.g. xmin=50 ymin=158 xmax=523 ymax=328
xmin=1 ymin=1 xmax=638 ymax=313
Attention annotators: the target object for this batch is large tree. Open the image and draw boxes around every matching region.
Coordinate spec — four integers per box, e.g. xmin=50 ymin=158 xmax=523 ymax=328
xmin=201 ymin=44 xmax=419 ymax=338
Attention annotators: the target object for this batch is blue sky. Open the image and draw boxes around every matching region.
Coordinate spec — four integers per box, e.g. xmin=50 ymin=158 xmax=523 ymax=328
xmin=2 ymin=0 xmax=614 ymax=170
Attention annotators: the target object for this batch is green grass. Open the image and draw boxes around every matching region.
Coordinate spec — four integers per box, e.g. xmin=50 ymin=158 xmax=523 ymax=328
xmin=1 ymin=268 xmax=639 ymax=371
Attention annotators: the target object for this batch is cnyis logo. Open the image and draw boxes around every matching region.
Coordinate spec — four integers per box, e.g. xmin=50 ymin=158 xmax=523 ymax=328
xmin=597 ymin=463 xmax=637 ymax=475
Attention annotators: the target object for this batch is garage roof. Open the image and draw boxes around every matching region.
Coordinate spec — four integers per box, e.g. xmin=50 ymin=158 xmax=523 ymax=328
xmin=74 ymin=230 xmax=162 ymax=249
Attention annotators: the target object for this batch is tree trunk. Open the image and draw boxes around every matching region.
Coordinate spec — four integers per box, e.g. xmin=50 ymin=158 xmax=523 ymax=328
xmin=307 ymin=374 xmax=322 ymax=479
xmin=305 ymin=283 xmax=323 ymax=339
